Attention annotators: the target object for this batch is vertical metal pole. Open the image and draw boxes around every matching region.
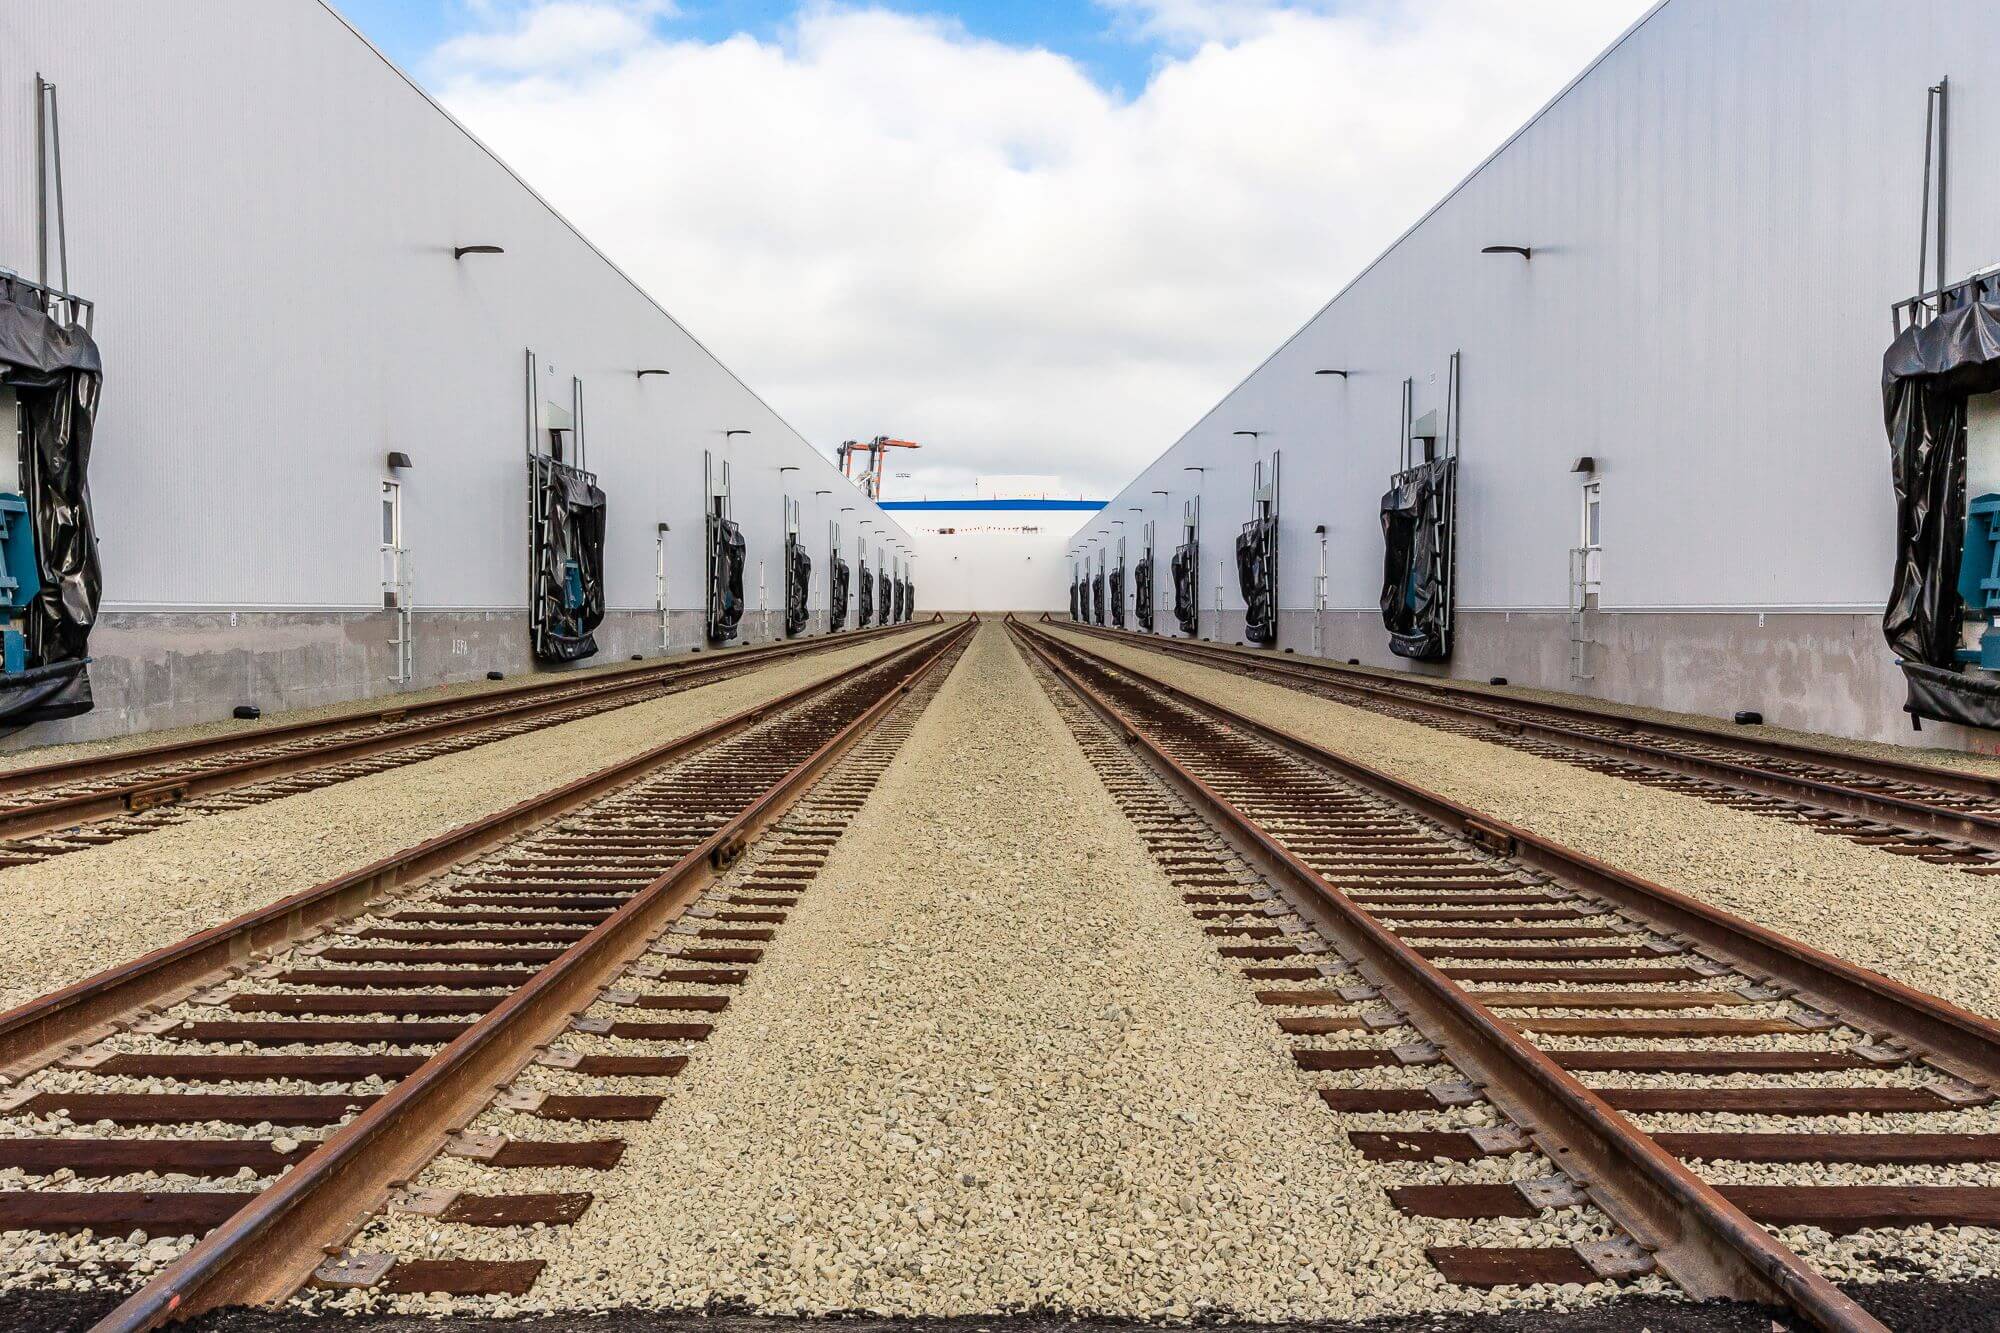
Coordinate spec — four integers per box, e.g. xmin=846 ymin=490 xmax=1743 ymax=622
xmin=48 ymin=80 xmax=69 ymax=297
xmin=1935 ymin=76 xmax=1949 ymax=302
xmin=35 ymin=77 xmax=49 ymax=292
xmin=571 ymin=377 xmax=584 ymax=472
xmin=1917 ymin=87 xmax=1935 ymax=310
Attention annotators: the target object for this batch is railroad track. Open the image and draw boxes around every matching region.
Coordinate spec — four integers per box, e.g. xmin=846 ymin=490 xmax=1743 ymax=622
xmin=1012 ymin=618 xmax=2000 ymax=1333
xmin=0 ymin=618 xmax=934 ymax=866
xmin=1057 ymin=621 xmax=2000 ymax=871
xmin=0 ymin=617 xmax=970 ymax=1330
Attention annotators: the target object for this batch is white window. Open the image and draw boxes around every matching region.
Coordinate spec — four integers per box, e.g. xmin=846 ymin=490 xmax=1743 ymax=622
xmin=380 ymin=480 xmax=406 ymax=608
xmin=1580 ymin=479 xmax=1602 ymax=590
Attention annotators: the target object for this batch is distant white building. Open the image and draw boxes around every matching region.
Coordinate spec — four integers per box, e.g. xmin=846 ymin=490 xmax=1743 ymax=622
xmin=883 ymin=481 xmax=1103 ymax=612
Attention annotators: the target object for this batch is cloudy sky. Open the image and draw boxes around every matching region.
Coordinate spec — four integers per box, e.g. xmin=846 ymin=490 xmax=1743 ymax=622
xmin=336 ymin=0 xmax=1654 ymax=498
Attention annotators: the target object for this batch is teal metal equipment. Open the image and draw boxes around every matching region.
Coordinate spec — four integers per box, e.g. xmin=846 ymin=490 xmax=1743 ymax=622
xmin=0 ymin=493 xmax=41 ymax=676
xmin=1955 ymin=492 xmax=2000 ymax=670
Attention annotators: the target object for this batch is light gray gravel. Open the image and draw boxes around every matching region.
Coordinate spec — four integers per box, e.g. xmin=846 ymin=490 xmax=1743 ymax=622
xmin=347 ymin=623 xmax=1549 ymax=1322
xmin=1051 ymin=628 xmax=2000 ymax=1019
xmin=0 ymin=627 xmax=936 ymax=1012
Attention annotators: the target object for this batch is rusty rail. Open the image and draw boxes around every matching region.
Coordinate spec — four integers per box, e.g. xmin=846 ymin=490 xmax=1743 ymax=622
xmin=0 ymin=624 xmax=955 ymax=1078
xmin=1063 ymin=621 xmax=2000 ymax=821
xmin=1013 ymin=620 xmax=1895 ymax=1332
xmin=1037 ymin=624 xmax=2000 ymax=1091
xmin=0 ymin=622 xmax=932 ymax=843
xmin=91 ymin=617 xmax=971 ymax=1329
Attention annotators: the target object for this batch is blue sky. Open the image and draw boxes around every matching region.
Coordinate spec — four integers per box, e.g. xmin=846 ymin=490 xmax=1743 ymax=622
xmin=326 ymin=0 xmax=1652 ymax=496
xmin=334 ymin=0 xmax=1162 ymax=94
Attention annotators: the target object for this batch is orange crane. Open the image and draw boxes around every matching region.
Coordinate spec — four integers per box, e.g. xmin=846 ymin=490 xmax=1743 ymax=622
xmin=836 ymin=436 xmax=922 ymax=501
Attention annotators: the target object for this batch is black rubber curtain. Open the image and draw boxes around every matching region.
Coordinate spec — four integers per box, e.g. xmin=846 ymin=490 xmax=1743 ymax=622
xmin=829 ymin=554 xmax=850 ymax=631
xmin=1134 ymin=554 xmax=1154 ymax=631
xmin=1883 ymin=299 xmax=2000 ymax=727
xmin=1379 ymin=456 xmax=1456 ymax=661
xmin=1092 ymin=571 xmax=1106 ymax=626
xmin=0 ymin=293 xmax=102 ymax=722
xmin=1236 ymin=517 xmax=1277 ymax=644
xmin=1109 ymin=561 xmax=1126 ymax=629
xmin=877 ymin=567 xmax=891 ymax=626
xmin=858 ymin=565 xmax=874 ymax=628
xmin=1171 ymin=540 xmax=1198 ymax=635
xmin=706 ymin=517 xmax=747 ymax=643
xmin=529 ymin=459 xmax=607 ymax=663
xmin=785 ymin=537 xmax=812 ymax=638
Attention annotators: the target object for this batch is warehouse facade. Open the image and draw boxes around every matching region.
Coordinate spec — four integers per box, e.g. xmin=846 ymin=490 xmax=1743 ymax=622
xmin=0 ymin=0 xmax=912 ymax=743
xmin=1091 ymin=0 xmax=2000 ymax=747
xmin=888 ymin=487 xmax=1103 ymax=614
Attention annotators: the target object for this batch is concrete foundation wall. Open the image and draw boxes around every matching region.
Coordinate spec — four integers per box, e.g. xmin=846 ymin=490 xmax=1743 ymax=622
xmin=1082 ymin=606 xmax=1975 ymax=749
xmin=44 ymin=606 xmax=879 ymax=746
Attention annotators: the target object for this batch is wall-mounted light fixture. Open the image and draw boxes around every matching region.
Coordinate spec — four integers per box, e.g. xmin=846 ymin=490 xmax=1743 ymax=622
xmin=779 ymin=466 xmax=799 ymax=474
xmin=1315 ymin=369 xmax=1350 ymax=378
xmin=841 ymin=506 xmax=856 ymax=513
xmin=386 ymin=451 xmax=413 ymax=472
xmin=636 ymin=368 xmax=670 ymax=379
xmin=724 ymin=429 xmax=752 ymax=438
xmin=1570 ymin=456 xmax=1597 ymax=474
xmin=1481 ymin=244 xmax=1532 ymax=259
xmin=815 ymin=489 xmax=832 ymax=497
xmin=1150 ymin=490 xmax=1170 ymax=497
xmin=1233 ymin=430 xmax=1262 ymax=439
xmin=1313 ymin=524 xmax=1327 ymax=536
xmin=1184 ymin=466 xmax=1205 ymax=475
xmin=453 ymin=244 xmax=504 ymax=259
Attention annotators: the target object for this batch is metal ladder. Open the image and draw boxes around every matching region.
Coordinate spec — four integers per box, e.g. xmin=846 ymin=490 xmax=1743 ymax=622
xmin=383 ymin=548 xmax=413 ymax=685
xmin=1567 ymin=546 xmax=1594 ymax=683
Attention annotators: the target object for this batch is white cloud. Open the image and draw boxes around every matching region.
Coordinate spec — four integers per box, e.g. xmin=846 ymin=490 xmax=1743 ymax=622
xmin=431 ymin=0 xmax=1652 ymax=497
xmin=436 ymin=0 xmax=675 ymax=74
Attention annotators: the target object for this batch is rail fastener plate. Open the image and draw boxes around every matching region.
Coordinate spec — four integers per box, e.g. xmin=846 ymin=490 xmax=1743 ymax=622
xmin=1851 ymin=1038 xmax=1912 ymax=1065
xmin=1575 ymin=1236 xmax=1656 ymax=1279
xmin=1469 ymin=1124 xmax=1531 ymax=1154
xmin=388 ymin=1186 xmax=459 ymax=1217
xmin=124 ymin=782 xmax=188 ymax=813
xmin=312 ymin=1252 xmax=396 ymax=1289
xmin=1517 ymin=1174 xmax=1591 ymax=1210
xmin=1391 ymin=1040 xmax=1440 ymax=1066
xmin=1427 ymin=1079 xmax=1484 ymax=1107
xmin=445 ymin=1132 xmax=507 ymax=1161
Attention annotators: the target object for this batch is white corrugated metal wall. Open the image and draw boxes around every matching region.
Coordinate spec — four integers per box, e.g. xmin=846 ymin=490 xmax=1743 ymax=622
xmin=0 ymin=0 xmax=910 ymax=621
xmin=1101 ymin=0 xmax=2000 ymax=623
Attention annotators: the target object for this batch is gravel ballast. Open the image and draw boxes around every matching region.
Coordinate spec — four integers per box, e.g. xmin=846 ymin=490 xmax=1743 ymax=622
xmin=1051 ymin=628 xmax=2000 ymax=1020
xmin=423 ymin=622 xmax=1516 ymax=1321
xmin=0 ymin=627 xmax=937 ymax=1011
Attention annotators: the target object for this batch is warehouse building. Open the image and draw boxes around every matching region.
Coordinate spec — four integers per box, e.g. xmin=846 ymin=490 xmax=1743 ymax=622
xmin=886 ymin=478 xmax=1102 ymax=614
xmin=1091 ymin=0 xmax=2000 ymax=748
xmin=0 ymin=1 xmax=912 ymax=744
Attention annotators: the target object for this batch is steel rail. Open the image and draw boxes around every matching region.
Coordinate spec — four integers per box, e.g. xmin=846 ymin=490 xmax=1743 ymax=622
xmin=0 ymin=620 xmax=940 ymax=841
xmin=1012 ymin=620 xmax=1893 ymax=1332
xmin=1035 ymin=623 xmax=2000 ymax=1091
xmin=93 ymin=617 xmax=972 ymax=1330
xmin=1097 ymin=631 xmax=2000 ymax=854
xmin=0 ymin=623 xmax=957 ymax=1080
xmin=1067 ymin=622 xmax=2000 ymax=808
